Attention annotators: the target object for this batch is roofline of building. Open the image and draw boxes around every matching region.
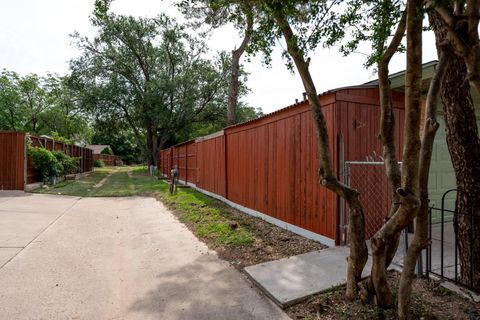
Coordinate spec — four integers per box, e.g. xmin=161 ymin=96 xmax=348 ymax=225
xmin=363 ymin=60 xmax=439 ymax=86
xmin=223 ymin=84 xmax=379 ymax=131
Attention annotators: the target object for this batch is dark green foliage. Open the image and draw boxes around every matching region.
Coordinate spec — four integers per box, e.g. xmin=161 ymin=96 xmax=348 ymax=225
xmin=28 ymin=147 xmax=61 ymax=180
xmin=52 ymin=151 xmax=79 ymax=175
xmin=71 ymin=2 xmax=241 ymax=164
xmin=0 ymin=70 xmax=93 ymax=142
xmin=94 ymin=159 xmax=105 ymax=167
xmin=321 ymin=0 xmax=405 ymax=68
xmin=100 ymin=147 xmax=113 ymax=155
xmin=28 ymin=147 xmax=78 ymax=181
xmin=91 ymin=118 xmax=144 ymax=164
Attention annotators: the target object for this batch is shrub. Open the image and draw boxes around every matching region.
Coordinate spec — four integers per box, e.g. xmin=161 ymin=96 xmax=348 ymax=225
xmin=51 ymin=151 xmax=78 ymax=175
xmin=28 ymin=147 xmax=61 ymax=180
xmin=101 ymin=147 xmax=113 ymax=155
xmin=94 ymin=159 xmax=105 ymax=167
xmin=28 ymin=147 xmax=79 ymax=181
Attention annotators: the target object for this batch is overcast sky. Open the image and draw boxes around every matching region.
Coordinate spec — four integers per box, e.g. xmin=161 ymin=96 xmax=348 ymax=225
xmin=0 ymin=0 xmax=438 ymax=114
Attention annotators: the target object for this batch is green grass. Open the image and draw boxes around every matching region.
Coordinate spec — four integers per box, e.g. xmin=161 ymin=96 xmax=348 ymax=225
xmin=160 ymin=186 xmax=254 ymax=246
xmin=32 ymin=167 xmax=111 ymax=197
xmin=32 ymin=166 xmax=253 ymax=246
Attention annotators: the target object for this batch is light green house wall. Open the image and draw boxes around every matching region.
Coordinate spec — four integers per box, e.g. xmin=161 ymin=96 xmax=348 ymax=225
xmin=366 ymin=61 xmax=480 ymax=219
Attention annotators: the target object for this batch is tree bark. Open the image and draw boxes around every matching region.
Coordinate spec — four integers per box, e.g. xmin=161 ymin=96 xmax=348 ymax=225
xmin=227 ymin=9 xmax=253 ymax=126
xmin=360 ymin=9 xmax=405 ymax=304
xmin=377 ymin=8 xmax=406 ymax=270
xmin=397 ymin=24 xmax=449 ymax=317
xmin=432 ymin=11 xmax=480 ymax=290
xmin=429 ymin=0 xmax=480 ymax=94
xmin=273 ymin=14 xmax=368 ymax=300
xmin=370 ymin=0 xmax=423 ymax=308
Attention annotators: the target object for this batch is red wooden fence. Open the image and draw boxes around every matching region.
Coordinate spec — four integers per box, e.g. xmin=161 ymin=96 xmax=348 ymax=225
xmin=0 ymin=131 xmax=26 ymax=190
xmin=93 ymin=154 xmax=121 ymax=166
xmin=159 ymin=87 xmax=405 ymax=245
xmin=0 ymin=132 xmax=93 ymax=190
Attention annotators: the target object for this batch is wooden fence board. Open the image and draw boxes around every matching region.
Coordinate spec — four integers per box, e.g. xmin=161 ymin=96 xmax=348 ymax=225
xmin=0 ymin=132 xmax=25 ymax=190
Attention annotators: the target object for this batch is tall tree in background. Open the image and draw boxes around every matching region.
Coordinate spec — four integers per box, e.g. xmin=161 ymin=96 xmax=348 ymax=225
xmin=178 ymin=0 xmax=255 ymax=126
xmin=17 ymin=74 xmax=48 ymax=133
xmin=72 ymin=1 xmax=234 ymax=165
xmin=0 ymin=70 xmax=92 ymax=142
xmin=0 ymin=70 xmax=22 ymax=131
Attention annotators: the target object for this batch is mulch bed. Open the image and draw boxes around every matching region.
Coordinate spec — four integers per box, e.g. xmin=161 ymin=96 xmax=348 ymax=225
xmin=213 ymin=205 xmax=326 ymax=270
xmin=286 ymin=271 xmax=480 ymax=320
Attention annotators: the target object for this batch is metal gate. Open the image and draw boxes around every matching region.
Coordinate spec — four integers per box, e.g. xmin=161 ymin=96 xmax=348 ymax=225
xmin=340 ymin=161 xmax=395 ymax=244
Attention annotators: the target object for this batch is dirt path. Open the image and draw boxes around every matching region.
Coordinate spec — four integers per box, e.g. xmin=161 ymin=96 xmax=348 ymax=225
xmin=93 ymin=168 xmax=118 ymax=188
xmin=0 ymin=194 xmax=288 ymax=320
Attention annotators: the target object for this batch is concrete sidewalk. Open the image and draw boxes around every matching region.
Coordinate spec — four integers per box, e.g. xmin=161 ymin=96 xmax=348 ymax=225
xmin=0 ymin=192 xmax=80 ymax=267
xmin=0 ymin=194 xmax=288 ymax=320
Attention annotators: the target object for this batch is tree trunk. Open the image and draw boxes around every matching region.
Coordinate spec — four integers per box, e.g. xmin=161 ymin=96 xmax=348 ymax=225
xmin=377 ymin=9 xmax=406 ymax=270
xmin=227 ymin=11 xmax=253 ymax=126
xmin=432 ymin=12 xmax=480 ymax=290
xmin=360 ymin=9 xmax=405 ymax=304
xmin=273 ymin=14 xmax=368 ymax=300
xmin=145 ymin=120 xmax=159 ymax=166
xmin=32 ymin=115 xmax=37 ymax=133
xmin=397 ymin=21 xmax=448 ymax=316
xmin=370 ymin=0 xmax=423 ymax=308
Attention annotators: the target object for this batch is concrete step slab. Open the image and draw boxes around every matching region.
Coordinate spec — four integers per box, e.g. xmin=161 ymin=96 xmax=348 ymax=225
xmin=244 ymin=247 xmax=372 ymax=308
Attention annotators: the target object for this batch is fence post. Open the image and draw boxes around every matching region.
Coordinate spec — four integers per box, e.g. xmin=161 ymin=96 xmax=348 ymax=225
xmin=185 ymin=143 xmax=188 ymax=185
xmin=169 ymin=147 xmax=173 ymax=178
xmin=23 ymin=133 xmax=27 ymax=190
xmin=224 ymin=132 xmax=228 ymax=199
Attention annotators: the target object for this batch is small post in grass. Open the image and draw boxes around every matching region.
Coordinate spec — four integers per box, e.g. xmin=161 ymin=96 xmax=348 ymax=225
xmin=169 ymin=166 xmax=179 ymax=194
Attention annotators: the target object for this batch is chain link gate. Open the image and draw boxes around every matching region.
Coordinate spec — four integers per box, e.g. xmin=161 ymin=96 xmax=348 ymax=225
xmin=340 ymin=161 xmax=396 ymax=245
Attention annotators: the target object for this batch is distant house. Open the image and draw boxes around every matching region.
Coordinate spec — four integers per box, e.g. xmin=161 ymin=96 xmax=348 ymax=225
xmin=87 ymin=145 xmax=122 ymax=166
xmin=86 ymin=144 xmax=111 ymax=155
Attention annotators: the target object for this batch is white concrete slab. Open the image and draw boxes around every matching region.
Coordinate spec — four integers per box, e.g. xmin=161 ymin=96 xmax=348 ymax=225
xmin=0 ymin=194 xmax=80 ymax=247
xmin=0 ymin=195 xmax=289 ymax=320
xmin=0 ymin=248 xmax=22 ymax=267
xmin=0 ymin=193 xmax=80 ymax=214
xmin=244 ymin=247 xmax=372 ymax=307
xmin=0 ymin=191 xmax=24 ymax=204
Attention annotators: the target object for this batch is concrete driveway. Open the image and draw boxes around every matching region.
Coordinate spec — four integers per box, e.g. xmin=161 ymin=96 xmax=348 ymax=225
xmin=0 ymin=192 xmax=289 ymax=320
